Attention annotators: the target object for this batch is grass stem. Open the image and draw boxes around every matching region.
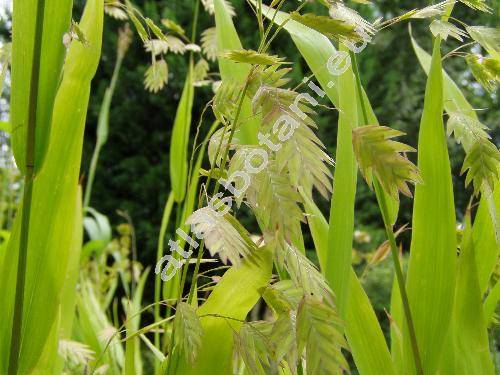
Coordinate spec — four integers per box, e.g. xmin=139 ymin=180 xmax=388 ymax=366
xmin=375 ymin=182 xmax=424 ymax=375
xmin=83 ymin=51 xmax=124 ymax=209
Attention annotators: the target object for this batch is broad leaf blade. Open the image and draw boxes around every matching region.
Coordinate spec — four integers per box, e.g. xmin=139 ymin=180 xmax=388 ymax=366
xmin=54 ymin=187 xmax=84 ymax=372
xmin=326 ymin=43 xmax=358 ymax=317
xmin=473 ymin=188 xmax=500 ymax=294
xmin=405 ymin=37 xmax=457 ymax=374
xmin=411 ymin=31 xmax=499 ymax=293
xmin=11 ymin=0 xmax=73 ymax=173
xmin=0 ymin=0 xmax=104 ymax=372
xmin=449 ymin=218 xmax=494 ymax=374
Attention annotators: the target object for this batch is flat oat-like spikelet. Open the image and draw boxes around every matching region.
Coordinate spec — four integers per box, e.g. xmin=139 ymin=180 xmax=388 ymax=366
xmin=352 ymin=125 xmax=422 ymax=200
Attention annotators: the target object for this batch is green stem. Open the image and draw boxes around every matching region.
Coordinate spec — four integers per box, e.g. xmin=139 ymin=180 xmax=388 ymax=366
xmin=8 ymin=179 xmax=34 ymax=375
xmin=257 ymin=0 xmax=264 ymax=41
xmin=375 ymin=182 xmax=424 ymax=375
xmin=154 ymin=192 xmax=175 ymax=374
xmin=260 ymin=1 xmax=307 ymax=54
xmin=257 ymin=0 xmax=286 ymax=52
xmin=83 ymin=142 xmax=101 ymax=209
xmin=8 ymin=0 xmax=46 ymax=373
xmin=349 ymin=52 xmax=369 ymax=124
xmin=83 ymin=52 xmax=124 ymax=208
xmin=297 ymin=360 xmax=305 ymax=375
xmin=190 ymin=0 xmax=200 ymax=43
xmin=0 ymin=170 xmax=6 ymax=229
xmin=349 ymin=50 xmax=424 ymax=375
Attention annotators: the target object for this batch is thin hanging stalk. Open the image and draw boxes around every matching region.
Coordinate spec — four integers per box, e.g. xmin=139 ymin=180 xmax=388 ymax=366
xmin=190 ymin=0 xmax=200 ymax=43
xmin=257 ymin=0 xmax=264 ymax=41
xmin=349 ymin=50 xmax=424 ymax=375
xmin=257 ymin=0 xmax=286 ymax=52
xmin=8 ymin=0 xmax=46 ymax=373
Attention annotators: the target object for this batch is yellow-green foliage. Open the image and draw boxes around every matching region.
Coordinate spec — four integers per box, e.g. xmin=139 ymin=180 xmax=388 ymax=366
xmin=0 ymin=0 xmax=104 ymax=372
xmin=2 ymin=1 xmax=498 ymax=374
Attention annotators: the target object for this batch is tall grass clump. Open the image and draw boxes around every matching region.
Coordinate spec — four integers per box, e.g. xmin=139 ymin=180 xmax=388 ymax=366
xmin=0 ymin=0 xmax=498 ymax=374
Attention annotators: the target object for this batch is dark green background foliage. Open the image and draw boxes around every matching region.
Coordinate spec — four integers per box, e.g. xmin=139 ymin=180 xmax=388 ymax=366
xmin=81 ymin=0 xmax=498 ymax=311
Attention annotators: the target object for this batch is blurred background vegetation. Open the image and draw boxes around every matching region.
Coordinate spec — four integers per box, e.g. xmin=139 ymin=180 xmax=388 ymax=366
xmin=0 ymin=0 xmax=498 ymax=348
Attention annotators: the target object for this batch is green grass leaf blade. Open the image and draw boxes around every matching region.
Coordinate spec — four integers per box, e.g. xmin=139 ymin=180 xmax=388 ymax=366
xmin=345 ymin=273 xmax=395 ymax=375
xmin=11 ymin=0 xmax=73 ymax=174
xmin=0 ymin=0 xmax=104 ymax=372
xmin=326 ymin=43 xmax=358 ymax=317
xmin=154 ymin=191 xmax=175 ymax=352
xmin=411 ymin=29 xmax=478 ymax=135
xmin=124 ymin=305 xmax=137 ymax=375
xmin=34 ymin=187 xmax=84 ymax=374
xmin=447 ymin=218 xmax=494 ymax=374
xmin=124 ymin=268 xmax=150 ymax=375
xmin=214 ymin=0 xmax=246 ymax=81
xmin=214 ymin=0 xmax=259 ymax=144
xmin=390 ymin=278 xmax=404 ymax=372
xmin=405 ymin=37 xmax=457 ymax=374
xmin=170 ymin=62 xmax=195 ymax=203
xmin=484 ymin=280 xmax=500 ymax=325
xmin=54 ymin=187 xmax=84 ymax=371
xmin=411 ymin=30 xmax=499 ymax=295
xmin=473 ymin=186 xmax=500 ymax=294
xmin=76 ymin=281 xmax=124 ymax=372
xmin=180 ymin=121 xmax=220 ymax=231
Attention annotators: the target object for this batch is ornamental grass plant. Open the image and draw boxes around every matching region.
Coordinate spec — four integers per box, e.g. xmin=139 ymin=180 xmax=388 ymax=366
xmin=0 ymin=0 xmax=498 ymax=374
